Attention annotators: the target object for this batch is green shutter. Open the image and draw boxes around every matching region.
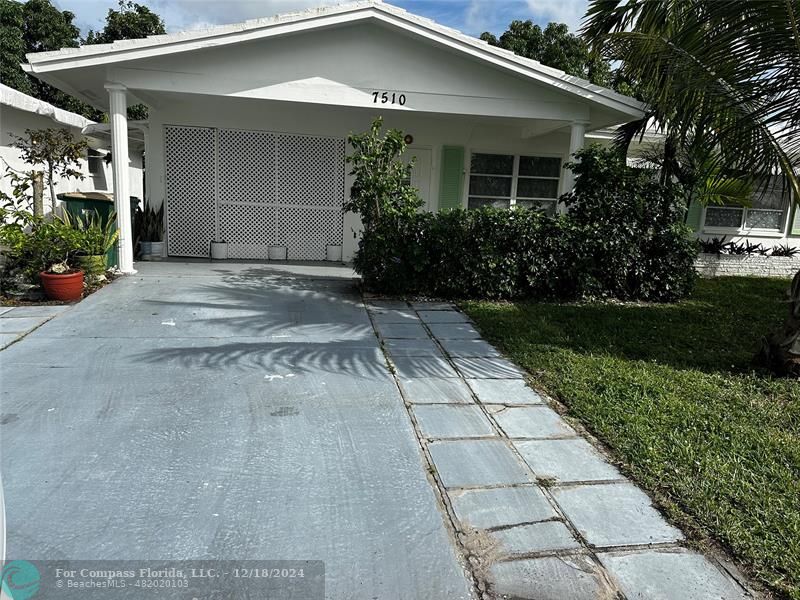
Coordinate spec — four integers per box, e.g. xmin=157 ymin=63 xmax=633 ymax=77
xmin=790 ymin=203 xmax=800 ymax=236
xmin=438 ymin=146 xmax=465 ymax=211
xmin=685 ymin=198 xmax=703 ymax=231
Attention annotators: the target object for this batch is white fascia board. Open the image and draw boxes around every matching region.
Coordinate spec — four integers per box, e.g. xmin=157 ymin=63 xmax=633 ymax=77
xmin=25 ymin=9 xmax=375 ymax=71
xmin=24 ymin=2 xmax=645 ymax=120
xmin=0 ymin=82 xmax=93 ymax=129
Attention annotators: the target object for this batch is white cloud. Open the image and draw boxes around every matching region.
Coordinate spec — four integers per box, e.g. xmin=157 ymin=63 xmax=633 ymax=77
xmin=57 ymin=0 xmax=342 ymax=35
xmin=526 ymin=0 xmax=589 ymax=31
xmin=149 ymin=0 xmax=341 ymax=32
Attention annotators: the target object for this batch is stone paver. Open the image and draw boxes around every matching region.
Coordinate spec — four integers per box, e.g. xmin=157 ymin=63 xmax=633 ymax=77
xmin=417 ymin=310 xmax=470 ymax=324
xmin=0 ymin=333 xmax=21 ymax=349
xmin=599 ymin=550 xmax=749 ymax=600
xmin=466 ymin=378 xmax=543 ymax=405
xmin=515 ymin=438 xmax=623 ymax=483
xmin=1 ymin=305 xmax=69 ymax=318
xmin=398 ymin=377 xmax=475 ymax=404
xmin=427 ymin=323 xmax=482 ymax=339
xmin=0 ymin=307 xmax=13 ymax=316
xmin=366 ymin=299 xmax=409 ymax=310
xmin=382 ymin=338 xmax=443 ymax=357
xmin=449 ymin=485 xmax=556 ymax=529
xmin=370 ymin=309 xmax=420 ymax=324
xmin=391 ymin=356 xmax=458 ymax=378
xmin=412 ymin=405 xmax=495 ymax=438
xmin=453 ymin=357 xmax=525 ymax=379
xmin=551 ymin=483 xmax=684 ymax=547
xmin=437 ymin=338 xmax=501 ymax=358
xmin=428 ymin=440 xmax=532 ymax=488
xmin=488 ymin=555 xmax=613 ymax=600
xmin=491 ymin=521 xmax=581 ymax=556
xmin=410 ymin=301 xmax=455 ymax=310
xmin=0 ymin=316 xmax=48 ymax=333
xmin=375 ymin=322 xmax=429 ymax=339
xmin=493 ymin=406 xmax=577 ymax=439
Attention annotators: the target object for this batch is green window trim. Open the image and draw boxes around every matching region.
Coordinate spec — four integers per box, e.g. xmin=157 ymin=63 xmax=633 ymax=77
xmin=438 ymin=146 xmax=465 ymax=211
xmin=685 ymin=198 xmax=703 ymax=231
xmin=790 ymin=203 xmax=800 ymax=236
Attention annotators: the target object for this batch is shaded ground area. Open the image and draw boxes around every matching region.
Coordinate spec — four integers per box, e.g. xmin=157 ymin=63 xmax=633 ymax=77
xmin=0 ymin=262 xmax=473 ymax=599
xmin=462 ymin=277 xmax=800 ymax=599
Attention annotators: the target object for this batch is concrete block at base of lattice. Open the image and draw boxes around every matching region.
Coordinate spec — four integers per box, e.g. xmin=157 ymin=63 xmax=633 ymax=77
xmin=695 ymin=253 xmax=800 ymax=278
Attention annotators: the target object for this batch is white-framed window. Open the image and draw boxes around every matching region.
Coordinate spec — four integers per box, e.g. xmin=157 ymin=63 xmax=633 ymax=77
xmin=87 ymin=148 xmax=105 ymax=177
xmin=703 ymin=177 xmax=791 ymax=233
xmin=467 ymin=152 xmax=561 ymax=214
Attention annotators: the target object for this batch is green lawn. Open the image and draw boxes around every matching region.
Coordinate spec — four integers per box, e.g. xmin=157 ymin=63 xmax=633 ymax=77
xmin=461 ymin=277 xmax=800 ymax=599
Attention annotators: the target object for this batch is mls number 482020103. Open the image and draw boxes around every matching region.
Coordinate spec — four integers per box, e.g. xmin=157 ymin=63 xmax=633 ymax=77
xmin=372 ymin=91 xmax=407 ymax=105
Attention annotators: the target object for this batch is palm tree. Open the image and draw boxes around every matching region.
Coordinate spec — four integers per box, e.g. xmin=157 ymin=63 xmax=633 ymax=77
xmin=583 ymin=0 xmax=800 ymax=375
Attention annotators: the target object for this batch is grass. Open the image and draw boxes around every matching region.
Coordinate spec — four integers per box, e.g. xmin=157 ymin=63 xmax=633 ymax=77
xmin=461 ymin=277 xmax=800 ymax=599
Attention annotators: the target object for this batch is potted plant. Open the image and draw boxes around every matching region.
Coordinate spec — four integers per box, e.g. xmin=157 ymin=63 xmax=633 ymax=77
xmin=137 ymin=201 xmax=164 ymax=260
xmin=19 ymin=214 xmax=86 ymax=301
xmin=39 ymin=259 xmax=84 ymax=301
xmin=64 ymin=210 xmax=119 ymax=277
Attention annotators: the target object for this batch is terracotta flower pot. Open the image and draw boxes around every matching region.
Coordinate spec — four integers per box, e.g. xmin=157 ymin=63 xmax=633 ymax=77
xmin=39 ymin=270 xmax=84 ymax=302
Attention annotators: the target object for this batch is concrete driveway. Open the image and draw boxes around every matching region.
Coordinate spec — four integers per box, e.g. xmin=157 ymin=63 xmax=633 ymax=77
xmin=0 ymin=262 xmax=473 ymax=599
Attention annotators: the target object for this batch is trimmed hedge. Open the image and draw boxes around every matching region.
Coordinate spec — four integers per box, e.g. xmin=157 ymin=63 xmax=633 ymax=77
xmin=354 ymin=148 xmax=698 ymax=302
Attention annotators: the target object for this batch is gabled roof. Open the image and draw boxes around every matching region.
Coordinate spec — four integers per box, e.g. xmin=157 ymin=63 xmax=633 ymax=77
xmin=0 ymin=83 xmax=93 ymax=129
xmin=22 ymin=0 xmax=645 ymax=119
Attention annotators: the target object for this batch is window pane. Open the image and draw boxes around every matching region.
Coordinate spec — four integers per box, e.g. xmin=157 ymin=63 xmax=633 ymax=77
xmin=468 ymin=197 xmax=510 ymax=209
xmin=705 ymin=207 xmax=743 ymax=228
xmin=519 ymin=156 xmax=561 ymax=177
xmin=517 ymin=199 xmax=557 ymax=215
xmin=745 ymin=209 xmax=783 ymax=230
xmin=470 ymin=153 xmax=513 ymax=175
xmin=469 ymin=175 xmax=512 ymax=197
xmin=517 ymin=178 xmax=559 ymax=199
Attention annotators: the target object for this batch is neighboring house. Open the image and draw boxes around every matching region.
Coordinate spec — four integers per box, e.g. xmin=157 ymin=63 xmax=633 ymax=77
xmin=21 ymin=0 xmax=646 ymax=271
xmin=588 ymin=127 xmax=798 ymax=250
xmin=0 ymin=83 xmax=144 ymax=214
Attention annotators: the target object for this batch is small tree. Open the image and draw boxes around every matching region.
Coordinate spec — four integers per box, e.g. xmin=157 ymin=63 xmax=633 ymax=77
xmin=345 ymin=117 xmax=422 ymax=231
xmin=11 ymin=128 xmax=88 ymax=216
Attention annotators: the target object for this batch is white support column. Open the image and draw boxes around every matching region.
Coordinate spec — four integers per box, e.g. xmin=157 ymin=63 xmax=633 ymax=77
xmin=563 ymin=120 xmax=588 ymax=193
xmin=106 ymin=82 xmax=135 ymax=274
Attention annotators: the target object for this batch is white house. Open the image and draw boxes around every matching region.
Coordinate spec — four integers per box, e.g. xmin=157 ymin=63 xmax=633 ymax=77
xmin=0 ymin=83 xmax=144 ymax=215
xmin=21 ymin=0 xmax=647 ymax=272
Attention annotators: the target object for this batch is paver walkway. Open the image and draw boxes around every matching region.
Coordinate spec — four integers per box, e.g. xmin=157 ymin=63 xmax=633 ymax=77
xmin=369 ymin=299 xmax=754 ymax=600
xmin=0 ymin=304 xmax=70 ymax=349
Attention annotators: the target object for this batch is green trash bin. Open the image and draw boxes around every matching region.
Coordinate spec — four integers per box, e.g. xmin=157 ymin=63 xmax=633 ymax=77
xmin=58 ymin=192 xmax=139 ymax=268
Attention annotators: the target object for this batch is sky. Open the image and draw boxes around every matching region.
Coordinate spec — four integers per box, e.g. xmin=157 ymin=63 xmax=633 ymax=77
xmin=54 ymin=0 xmax=590 ymax=40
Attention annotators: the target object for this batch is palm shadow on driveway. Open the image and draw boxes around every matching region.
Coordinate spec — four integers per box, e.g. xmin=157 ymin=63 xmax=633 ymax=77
xmin=130 ymin=266 xmax=391 ymax=379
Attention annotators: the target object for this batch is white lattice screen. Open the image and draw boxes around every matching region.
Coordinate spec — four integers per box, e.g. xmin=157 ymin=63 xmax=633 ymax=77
xmin=164 ymin=126 xmax=216 ymax=257
xmin=164 ymin=126 xmax=345 ymax=260
xmin=218 ymin=129 xmax=276 ymax=259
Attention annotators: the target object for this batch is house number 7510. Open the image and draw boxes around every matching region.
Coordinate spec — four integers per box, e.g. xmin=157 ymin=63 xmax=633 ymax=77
xmin=372 ymin=91 xmax=407 ymax=105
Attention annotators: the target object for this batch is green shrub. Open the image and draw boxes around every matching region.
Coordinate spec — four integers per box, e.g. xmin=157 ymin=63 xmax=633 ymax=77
xmin=562 ymin=146 xmax=698 ymax=301
xmin=354 ymin=146 xmax=698 ymax=302
xmin=0 ymin=209 xmax=87 ymax=285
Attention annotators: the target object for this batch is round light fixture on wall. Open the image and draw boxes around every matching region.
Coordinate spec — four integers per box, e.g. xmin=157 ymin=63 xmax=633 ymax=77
xmin=404 ymin=134 xmax=414 ymax=145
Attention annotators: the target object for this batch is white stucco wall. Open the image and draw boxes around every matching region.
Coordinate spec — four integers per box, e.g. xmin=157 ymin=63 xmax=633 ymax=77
xmin=0 ymin=104 xmax=144 ymax=214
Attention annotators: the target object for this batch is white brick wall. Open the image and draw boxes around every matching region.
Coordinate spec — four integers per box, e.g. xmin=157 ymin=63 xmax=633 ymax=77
xmin=695 ymin=254 xmax=800 ymax=278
